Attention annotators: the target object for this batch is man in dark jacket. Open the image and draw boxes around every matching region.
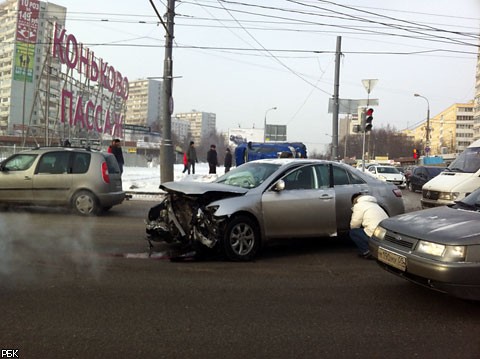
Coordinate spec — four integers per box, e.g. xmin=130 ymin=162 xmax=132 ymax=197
xmin=207 ymin=144 xmax=218 ymax=174
xmin=224 ymin=148 xmax=232 ymax=173
xmin=186 ymin=141 xmax=197 ymax=174
xmin=108 ymin=138 xmax=125 ymax=173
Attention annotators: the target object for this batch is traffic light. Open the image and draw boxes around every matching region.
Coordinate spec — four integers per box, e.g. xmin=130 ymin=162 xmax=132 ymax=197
xmin=413 ymin=148 xmax=419 ymax=159
xmin=365 ymin=108 xmax=374 ymax=132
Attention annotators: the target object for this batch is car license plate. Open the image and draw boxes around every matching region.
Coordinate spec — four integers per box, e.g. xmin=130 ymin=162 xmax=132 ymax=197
xmin=378 ymin=247 xmax=407 ymax=271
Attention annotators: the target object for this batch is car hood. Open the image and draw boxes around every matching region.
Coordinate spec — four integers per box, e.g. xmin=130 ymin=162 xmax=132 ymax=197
xmin=160 ymin=181 xmax=249 ymax=196
xmin=380 ymin=206 xmax=480 ymax=245
xmin=422 ymin=171 xmax=470 ymax=190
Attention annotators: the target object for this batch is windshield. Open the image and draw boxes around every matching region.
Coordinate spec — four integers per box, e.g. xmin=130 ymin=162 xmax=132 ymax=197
xmin=377 ymin=166 xmax=400 ymax=174
xmin=455 ymin=188 xmax=480 ymax=210
xmin=448 ymin=147 xmax=480 ymax=173
xmin=215 ymin=162 xmax=281 ymax=189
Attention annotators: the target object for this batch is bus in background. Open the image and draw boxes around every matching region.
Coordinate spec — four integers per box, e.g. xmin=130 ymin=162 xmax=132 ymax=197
xmin=234 ymin=141 xmax=307 ymax=166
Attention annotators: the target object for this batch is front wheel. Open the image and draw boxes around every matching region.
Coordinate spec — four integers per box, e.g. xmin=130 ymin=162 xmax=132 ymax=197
xmin=222 ymin=216 xmax=260 ymax=261
xmin=72 ymin=190 xmax=99 ymax=216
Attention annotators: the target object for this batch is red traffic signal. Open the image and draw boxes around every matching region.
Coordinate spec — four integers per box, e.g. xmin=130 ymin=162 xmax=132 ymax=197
xmin=365 ymin=108 xmax=374 ymax=132
xmin=413 ymin=148 xmax=419 ymax=159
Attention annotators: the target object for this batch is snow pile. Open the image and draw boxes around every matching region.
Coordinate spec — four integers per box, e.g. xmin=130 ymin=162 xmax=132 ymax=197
xmin=122 ymin=163 xmax=222 ymax=193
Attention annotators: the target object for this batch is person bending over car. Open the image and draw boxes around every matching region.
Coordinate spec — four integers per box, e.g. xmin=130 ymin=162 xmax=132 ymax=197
xmin=349 ymin=193 xmax=388 ymax=259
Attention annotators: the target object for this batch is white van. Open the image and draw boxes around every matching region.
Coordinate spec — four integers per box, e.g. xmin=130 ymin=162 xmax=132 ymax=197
xmin=421 ymin=139 xmax=480 ymax=208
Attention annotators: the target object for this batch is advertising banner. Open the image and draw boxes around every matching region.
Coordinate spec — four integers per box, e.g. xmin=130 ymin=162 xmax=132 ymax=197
xmin=16 ymin=0 xmax=39 ymax=44
xmin=13 ymin=42 xmax=34 ymax=82
xmin=14 ymin=0 xmax=39 ymax=82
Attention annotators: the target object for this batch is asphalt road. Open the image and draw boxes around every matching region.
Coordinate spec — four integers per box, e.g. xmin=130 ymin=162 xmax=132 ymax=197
xmin=1 ymin=190 xmax=479 ymax=358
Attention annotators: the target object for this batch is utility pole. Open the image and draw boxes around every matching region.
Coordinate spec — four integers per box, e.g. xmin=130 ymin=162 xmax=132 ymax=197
xmin=160 ymin=0 xmax=175 ymax=183
xmin=331 ymin=36 xmax=341 ymax=161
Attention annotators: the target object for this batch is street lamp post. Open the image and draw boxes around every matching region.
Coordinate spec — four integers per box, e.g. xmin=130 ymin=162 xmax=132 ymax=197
xmin=263 ymin=106 xmax=277 ymax=142
xmin=414 ymin=93 xmax=431 ymax=156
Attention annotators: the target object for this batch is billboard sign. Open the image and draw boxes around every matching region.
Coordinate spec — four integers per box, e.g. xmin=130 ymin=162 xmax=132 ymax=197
xmin=14 ymin=0 xmax=39 ymax=83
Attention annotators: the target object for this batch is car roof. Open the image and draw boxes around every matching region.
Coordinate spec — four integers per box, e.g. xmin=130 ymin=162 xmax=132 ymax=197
xmin=249 ymin=158 xmax=340 ymax=166
xmin=20 ymin=146 xmax=98 ymax=154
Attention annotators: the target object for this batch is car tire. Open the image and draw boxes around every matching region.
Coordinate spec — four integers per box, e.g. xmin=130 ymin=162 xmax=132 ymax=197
xmin=222 ymin=215 xmax=260 ymax=261
xmin=72 ymin=190 xmax=99 ymax=216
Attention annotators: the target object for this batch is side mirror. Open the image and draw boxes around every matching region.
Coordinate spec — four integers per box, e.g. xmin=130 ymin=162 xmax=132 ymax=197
xmin=273 ymin=180 xmax=285 ymax=192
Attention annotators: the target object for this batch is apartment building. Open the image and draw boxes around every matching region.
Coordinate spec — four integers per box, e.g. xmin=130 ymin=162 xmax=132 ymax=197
xmin=408 ymin=102 xmax=474 ymax=155
xmin=474 ymin=44 xmax=480 ymax=141
xmin=173 ymin=111 xmax=216 ymax=145
xmin=0 ymin=0 xmax=66 ymax=135
xmin=124 ymin=79 xmax=162 ymax=128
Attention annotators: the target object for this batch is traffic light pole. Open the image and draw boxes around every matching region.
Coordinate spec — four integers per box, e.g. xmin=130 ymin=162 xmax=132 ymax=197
xmin=361 ymin=108 xmax=367 ymax=171
xmin=360 ymin=79 xmax=377 ymax=171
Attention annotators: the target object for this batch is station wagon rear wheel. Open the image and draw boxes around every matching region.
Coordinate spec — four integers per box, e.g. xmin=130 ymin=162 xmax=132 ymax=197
xmin=72 ymin=190 xmax=99 ymax=216
xmin=222 ymin=216 xmax=260 ymax=261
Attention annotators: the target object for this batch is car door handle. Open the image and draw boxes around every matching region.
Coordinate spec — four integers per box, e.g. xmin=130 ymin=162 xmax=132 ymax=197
xmin=24 ymin=176 xmax=32 ymax=180
xmin=319 ymin=194 xmax=333 ymax=200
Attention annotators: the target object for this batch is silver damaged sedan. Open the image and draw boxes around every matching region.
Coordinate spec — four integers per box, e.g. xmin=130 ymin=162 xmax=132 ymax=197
xmin=146 ymin=159 xmax=405 ymax=261
xmin=370 ymin=187 xmax=480 ymax=300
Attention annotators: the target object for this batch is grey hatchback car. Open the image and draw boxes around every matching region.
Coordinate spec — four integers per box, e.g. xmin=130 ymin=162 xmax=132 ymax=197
xmin=146 ymin=159 xmax=405 ymax=261
xmin=0 ymin=146 xmax=125 ymax=215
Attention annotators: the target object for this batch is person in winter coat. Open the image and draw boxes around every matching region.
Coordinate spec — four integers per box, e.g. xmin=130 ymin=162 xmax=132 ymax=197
xmin=349 ymin=193 xmax=388 ymax=259
xmin=186 ymin=141 xmax=197 ymax=174
xmin=182 ymin=152 xmax=188 ymax=173
xmin=224 ymin=148 xmax=232 ymax=173
xmin=108 ymin=138 xmax=125 ymax=174
xmin=207 ymin=144 xmax=218 ymax=174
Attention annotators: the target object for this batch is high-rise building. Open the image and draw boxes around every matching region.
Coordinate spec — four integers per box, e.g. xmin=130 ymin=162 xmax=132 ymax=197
xmin=0 ymin=0 xmax=130 ymax=147
xmin=408 ymin=102 xmax=474 ymax=155
xmin=125 ymin=79 xmax=162 ymax=128
xmin=173 ymin=111 xmax=216 ymax=144
xmin=474 ymin=42 xmax=480 ymax=141
xmin=0 ymin=0 xmax=66 ymax=137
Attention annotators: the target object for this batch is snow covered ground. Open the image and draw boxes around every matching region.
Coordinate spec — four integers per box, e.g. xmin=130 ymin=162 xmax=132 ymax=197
xmin=122 ymin=163 xmax=221 ymax=194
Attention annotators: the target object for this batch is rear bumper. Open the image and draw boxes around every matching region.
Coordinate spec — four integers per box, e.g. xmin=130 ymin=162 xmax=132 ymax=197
xmin=97 ymin=191 xmax=125 ymax=207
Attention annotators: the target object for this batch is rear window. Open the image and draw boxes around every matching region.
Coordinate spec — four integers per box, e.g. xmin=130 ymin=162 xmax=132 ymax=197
xmin=426 ymin=167 xmax=445 ymax=176
xmin=104 ymin=154 xmax=121 ymax=174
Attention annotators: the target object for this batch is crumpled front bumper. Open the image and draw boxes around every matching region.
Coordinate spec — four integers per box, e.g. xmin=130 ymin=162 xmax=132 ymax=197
xmin=145 ymin=196 xmax=225 ymax=250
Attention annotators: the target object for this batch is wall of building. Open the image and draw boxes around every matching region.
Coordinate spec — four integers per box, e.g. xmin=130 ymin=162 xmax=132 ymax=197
xmin=407 ymin=102 xmax=474 ymax=156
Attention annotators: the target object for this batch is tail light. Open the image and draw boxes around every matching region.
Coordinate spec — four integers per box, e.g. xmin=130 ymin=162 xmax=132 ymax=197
xmin=101 ymin=161 xmax=110 ymax=184
xmin=392 ymin=188 xmax=402 ymax=197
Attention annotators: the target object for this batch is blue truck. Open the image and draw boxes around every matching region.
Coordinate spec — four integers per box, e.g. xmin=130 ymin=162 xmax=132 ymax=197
xmin=234 ymin=141 xmax=307 ymax=166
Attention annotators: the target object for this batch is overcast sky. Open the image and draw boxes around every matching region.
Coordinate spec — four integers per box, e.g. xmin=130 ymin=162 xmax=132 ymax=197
xmin=51 ymin=0 xmax=480 ymax=153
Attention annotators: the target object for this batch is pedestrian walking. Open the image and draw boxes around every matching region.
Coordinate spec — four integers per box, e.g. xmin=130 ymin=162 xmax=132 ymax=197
xmin=108 ymin=138 xmax=125 ymax=174
xmin=207 ymin=144 xmax=218 ymax=174
xmin=186 ymin=141 xmax=197 ymax=174
xmin=182 ymin=152 xmax=188 ymax=173
xmin=224 ymin=148 xmax=232 ymax=173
